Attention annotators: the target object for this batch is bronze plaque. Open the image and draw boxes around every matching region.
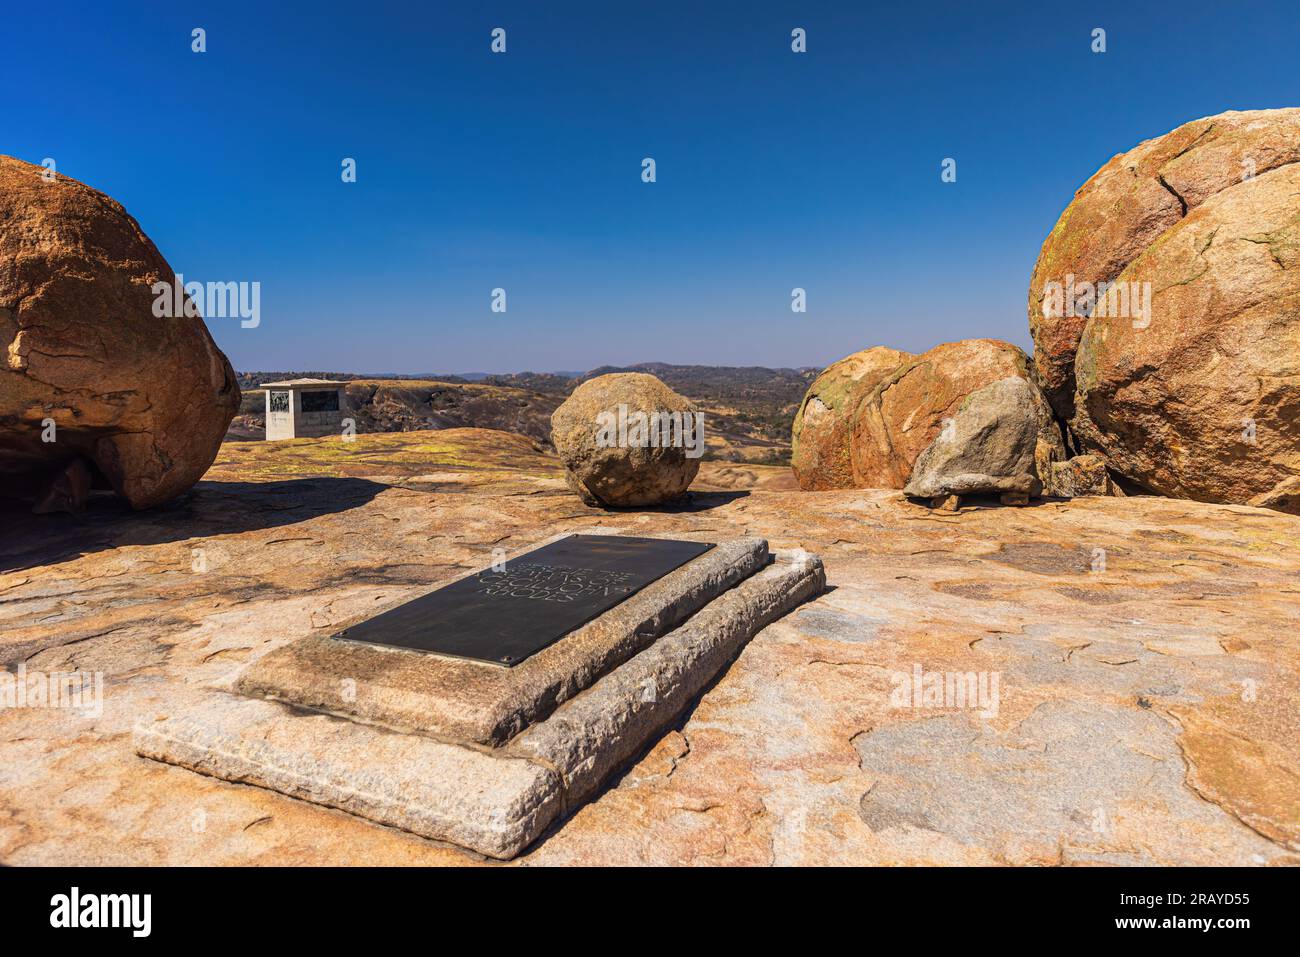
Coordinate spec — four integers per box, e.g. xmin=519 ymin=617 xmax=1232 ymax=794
xmin=333 ymin=535 xmax=713 ymax=666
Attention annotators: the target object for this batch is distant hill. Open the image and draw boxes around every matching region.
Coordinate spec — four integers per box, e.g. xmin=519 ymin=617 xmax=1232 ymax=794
xmin=236 ymin=371 xmax=469 ymax=390
xmin=231 ymin=363 xmax=821 ymax=464
xmin=579 ymin=362 xmax=816 ymax=408
xmin=231 ymin=379 xmax=561 ymax=447
xmin=480 ymin=372 xmax=575 ymax=394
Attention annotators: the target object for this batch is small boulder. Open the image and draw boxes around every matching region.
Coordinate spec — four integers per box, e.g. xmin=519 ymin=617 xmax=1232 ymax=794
xmin=902 ymin=376 xmax=1057 ymax=500
xmin=851 ymin=338 xmax=1064 ymax=490
xmin=791 ymin=346 xmax=912 ymax=490
xmin=551 ymin=373 xmax=702 ymax=507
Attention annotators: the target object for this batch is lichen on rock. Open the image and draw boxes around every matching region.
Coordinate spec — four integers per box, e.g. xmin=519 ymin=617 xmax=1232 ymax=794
xmin=850 ymin=338 xmax=1063 ymax=494
xmin=791 ymin=346 xmax=912 ymax=490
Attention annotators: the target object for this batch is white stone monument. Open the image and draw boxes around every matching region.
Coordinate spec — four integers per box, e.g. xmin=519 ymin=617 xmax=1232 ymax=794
xmin=262 ymin=379 xmax=347 ymax=440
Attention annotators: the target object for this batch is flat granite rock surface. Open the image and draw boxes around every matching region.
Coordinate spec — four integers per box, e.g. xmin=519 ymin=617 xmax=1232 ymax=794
xmin=2 ymin=428 xmax=1298 ymax=865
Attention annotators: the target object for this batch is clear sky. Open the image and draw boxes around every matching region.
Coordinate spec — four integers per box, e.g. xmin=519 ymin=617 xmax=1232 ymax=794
xmin=4 ymin=1 xmax=1297 ymax=374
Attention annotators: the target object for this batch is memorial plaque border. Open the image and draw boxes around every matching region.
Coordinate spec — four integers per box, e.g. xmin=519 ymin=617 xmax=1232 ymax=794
xmin=333 ymin=535 xmax=715 ymax=666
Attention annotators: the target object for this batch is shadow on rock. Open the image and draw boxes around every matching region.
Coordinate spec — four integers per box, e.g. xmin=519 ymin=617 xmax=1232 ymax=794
xmin=657 ymin=490 xmax=750 ymax=513
xmin=0 ymin=476 xmax=387 ymax=574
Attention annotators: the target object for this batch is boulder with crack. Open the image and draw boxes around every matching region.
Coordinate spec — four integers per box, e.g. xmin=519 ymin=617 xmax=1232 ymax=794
xmin=1028 ymin=108 xmax=1300 ymax=419
xmin=791 ymin=346 xmax=912 ymax=490
xmin=0 ymin=155 xmax=240 ymax=512
xmin=1028 ymin=108 xmax=1300 ymax=513
xmin=903 ymin=376 xmax=1059 ymax=503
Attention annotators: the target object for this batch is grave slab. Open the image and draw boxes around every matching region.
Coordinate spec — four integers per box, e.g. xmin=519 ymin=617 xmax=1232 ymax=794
xmin=236 ymin=535 xmax=767 ymax=746
xmin=336 ymin=535 xmax=716 ymax=665
xmin=134 ymin=550 xmax=824 ymax=859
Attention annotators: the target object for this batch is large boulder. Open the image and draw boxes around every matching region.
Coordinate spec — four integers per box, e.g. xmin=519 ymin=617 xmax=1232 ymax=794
xmin=550 ymin=372 xmax=701 ymax=507
xmin=1029 ymin=108 xmax=1300 ymax=419
xmin=850 ymin=338 xmax=1063 ymax=490
xmin=791 ymin=346 xmax=912 ymax=490
xmin=0 ymin=156 xmax=239 ymax=510
xmin=1072 ymin=160 xmax=1300 ymax=511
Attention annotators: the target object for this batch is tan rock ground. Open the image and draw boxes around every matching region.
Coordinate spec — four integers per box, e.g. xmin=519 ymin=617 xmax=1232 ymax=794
xmin=2 ymin=428 xmax=1297 ymax=865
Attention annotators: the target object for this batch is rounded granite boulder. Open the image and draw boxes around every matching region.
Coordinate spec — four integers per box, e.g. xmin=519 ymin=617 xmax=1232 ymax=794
xmin=1028 ymin=108 xmax=1300 ymax=419
xmin=1072 ymin=160 xmax=1300 ymax=511
xmin=791 ymin=346 xmax=912 ymax=490
xmin=550 ymin=372 xmax=701 ymax=507
xmin=0 ymin=155 xmax=240 ymax=510
xmin=902 ymin=375 xmax=1061 ymax=501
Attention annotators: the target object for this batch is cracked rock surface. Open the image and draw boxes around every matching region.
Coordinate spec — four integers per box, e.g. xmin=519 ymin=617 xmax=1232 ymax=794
xmin=0 ymin=155 xmax=239 ymax=510
xmin=849 ymin=338 xmax=1062 ymax=492
xmin=1027 ymin=109 xmax=1300 ymax=513
xmin=1028 ymin=108 xmax=1300 ymax=419
xmin=1 ymin=428 xmax=1297 ymax=865
xmin=1072 ymin=160 xmax=1300 ymax=511
xmin=791 ymin=346 xmax=912 ymax=491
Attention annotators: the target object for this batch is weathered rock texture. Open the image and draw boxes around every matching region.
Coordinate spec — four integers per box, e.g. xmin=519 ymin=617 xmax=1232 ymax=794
xmin=791 ymin=347 xmax=912 ymax=490
xmin=1028 ymin=108 xmax=1300 ymax=419
xmin=508 ymin=552 xmax=826 ymax=809
xmin=551 ymin=373 xmax=700 ymax=507
xmin=3 ymin=429 xmax=1297 ymax=865
xmin=1048 ymin=454 xmax=1113 ymax=498
xmin=0 ymin=155 xmax=240 ymax=509
xmin=850 ymin=339 xmax=1063 ymax=492
xmin=134 ymin=691 xmax=564 ymax=861
xmin=903 ymin=376 xmax=1059 ymax=500
xmin=1073 ymin=160 xmax=1300 ymax=511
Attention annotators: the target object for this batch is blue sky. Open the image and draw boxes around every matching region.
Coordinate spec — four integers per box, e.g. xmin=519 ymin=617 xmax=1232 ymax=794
xmin=4 ymin=1 xmax=1297 ymax=373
